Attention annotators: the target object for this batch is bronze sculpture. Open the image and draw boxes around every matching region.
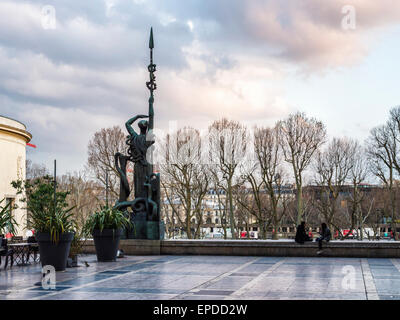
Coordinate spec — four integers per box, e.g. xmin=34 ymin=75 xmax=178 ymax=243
xmin=114 ymin=28 xmax=163 ymax=240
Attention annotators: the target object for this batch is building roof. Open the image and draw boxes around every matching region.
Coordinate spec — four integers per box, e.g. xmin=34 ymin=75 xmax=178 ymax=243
xmin=0 ymin=115 xmax=32 ymax=143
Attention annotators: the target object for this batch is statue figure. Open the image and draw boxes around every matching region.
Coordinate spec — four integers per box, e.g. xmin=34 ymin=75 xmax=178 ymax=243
xmin=125 ymin=112 xmax=154 ymax=199
xmin=113 ymin=28 xmax=163 ymax=240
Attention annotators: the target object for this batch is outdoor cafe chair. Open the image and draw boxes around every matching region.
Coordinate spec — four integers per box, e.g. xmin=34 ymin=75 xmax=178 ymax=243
xmin=0 ymin=238 xmax=14 ymax=269
xmin=27 ymin=236 xmax=39 ymax=263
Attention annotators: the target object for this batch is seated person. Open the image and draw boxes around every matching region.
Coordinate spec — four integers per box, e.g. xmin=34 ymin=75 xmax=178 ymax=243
xmin=295 ymin=221 xmax=312 ymax=244
xmin=316 ymin=223 xmax=331 ymax=254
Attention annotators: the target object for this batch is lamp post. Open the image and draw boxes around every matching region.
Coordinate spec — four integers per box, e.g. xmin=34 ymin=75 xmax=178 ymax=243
xmin=105 ymin=169 xmax=109 ymax=207
xmin=54 ymin=159 xmax=57 ymax=214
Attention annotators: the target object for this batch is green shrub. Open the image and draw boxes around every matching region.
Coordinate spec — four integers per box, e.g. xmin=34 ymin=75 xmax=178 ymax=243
xmin=84 ymin=205 xmax=131 ymax=235
xmin=12 ymin=176 xmax=76 ymax=243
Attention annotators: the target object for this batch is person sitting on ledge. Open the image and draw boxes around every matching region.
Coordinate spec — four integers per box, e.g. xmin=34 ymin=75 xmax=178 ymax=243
xmin=295 ymin=221 xmax=312 ymax=244
xmin=316 ymin=223 xmax=331 ymax=255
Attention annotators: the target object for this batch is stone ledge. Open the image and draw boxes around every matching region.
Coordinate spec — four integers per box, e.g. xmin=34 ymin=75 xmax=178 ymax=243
xmin=82 ymin=239 xmax=400 ymax=258
xmin=82 ymin=239 xmax=160 ymax=255
xmin=161 ymin=240 xmax=400 ymax=258
xmin=162 ymin=239 xmax=400 ymax=247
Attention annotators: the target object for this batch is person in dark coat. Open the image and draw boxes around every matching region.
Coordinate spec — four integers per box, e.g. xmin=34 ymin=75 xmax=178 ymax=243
xmin=316 ymin=223 xmax=331 ymax=254
xmin=295 ymin=221 xmax=311 ymax=244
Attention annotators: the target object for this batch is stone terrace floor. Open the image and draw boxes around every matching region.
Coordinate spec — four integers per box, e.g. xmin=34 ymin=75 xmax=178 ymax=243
xmin=1 ymin=255 xmax=400 ymax=300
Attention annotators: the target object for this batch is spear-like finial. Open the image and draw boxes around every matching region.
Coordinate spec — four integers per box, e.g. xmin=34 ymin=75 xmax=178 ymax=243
xmin=149 ymin=27 xmax=154 ymax=49
xmin=146 ymin=27 xmax=156 ymax=132
xmin=146 ymin=27 xmax=157 ymax=95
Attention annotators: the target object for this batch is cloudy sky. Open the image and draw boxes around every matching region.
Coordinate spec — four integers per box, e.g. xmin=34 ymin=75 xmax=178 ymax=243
xmin=1 ymin=0 xmax=400 ymax=174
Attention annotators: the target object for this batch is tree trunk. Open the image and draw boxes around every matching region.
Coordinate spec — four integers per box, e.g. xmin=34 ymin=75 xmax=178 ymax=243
xmin=186 ymin=215 xmax=192 ymax=239
xmin=227 ymin=178 xmax=236 ymax=239
xmin=390 ymin=183 xmax=397 ymax=241
xmin=186 ymin=224 xmax=191 ymax=239
xmin=272 ymin=201 xmax=279 ymax=240
xmin=259 ymin=221 xmax=265 ymax=239
xmin=296 ymin=184 xmax=303 ymax=226
xmin=223 ymin=209 xmax=228 ymax=240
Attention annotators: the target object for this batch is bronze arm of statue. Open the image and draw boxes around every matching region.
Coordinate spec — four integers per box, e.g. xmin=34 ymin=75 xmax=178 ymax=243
xmin=125 ymin=114 xmax=149 ymax=137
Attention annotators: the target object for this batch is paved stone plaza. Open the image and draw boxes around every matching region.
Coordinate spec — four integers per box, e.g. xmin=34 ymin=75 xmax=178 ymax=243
xmin=1 ymin=255 xmax=400 ymax=300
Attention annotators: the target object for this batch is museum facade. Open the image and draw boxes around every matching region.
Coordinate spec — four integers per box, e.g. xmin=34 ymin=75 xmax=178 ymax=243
xmin=0 ymin=115 xmax=32 ymax=236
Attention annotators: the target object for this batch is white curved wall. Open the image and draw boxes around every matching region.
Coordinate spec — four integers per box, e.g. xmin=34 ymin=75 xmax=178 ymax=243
xmin=0 ymin=115 xmax=31 ymax=236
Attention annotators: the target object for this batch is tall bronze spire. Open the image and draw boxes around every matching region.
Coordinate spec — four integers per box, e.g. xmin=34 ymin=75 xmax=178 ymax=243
xmin=146 ymin=27 xmax=157 ymax=97
xmin=149 ymin=26 xmax=154 ymax=49
xmin=146 ymin=27 xmax=156 ymax=168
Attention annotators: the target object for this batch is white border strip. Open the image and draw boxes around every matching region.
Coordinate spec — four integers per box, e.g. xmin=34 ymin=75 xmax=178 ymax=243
xmin=391 ymin=259 xmax=400 ymax=273
xmin=361 ymin=259 xmax=379 ymax=300
xmin=174 ymin=257 xmax=262 ymax=299
xmin=226 ymin=258 xmax=286 ymax=300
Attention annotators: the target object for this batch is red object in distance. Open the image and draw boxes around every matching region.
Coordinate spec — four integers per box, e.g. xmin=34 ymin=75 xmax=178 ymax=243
xmin=27 ymin=143 xmax=37 ymax=148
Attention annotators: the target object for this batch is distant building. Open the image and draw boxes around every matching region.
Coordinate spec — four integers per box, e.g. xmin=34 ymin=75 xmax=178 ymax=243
xmin=161 ymin=185 xmax=296 ymax=239
xmin=0 ymin=115 xmax=32 ymax=236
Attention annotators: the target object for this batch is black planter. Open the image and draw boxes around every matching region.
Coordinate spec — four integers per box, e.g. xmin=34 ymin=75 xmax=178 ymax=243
xmin=92 ymin=229 xmax=122 ymax=262
xmin=35 ymin=232 xmax=74 ymax=271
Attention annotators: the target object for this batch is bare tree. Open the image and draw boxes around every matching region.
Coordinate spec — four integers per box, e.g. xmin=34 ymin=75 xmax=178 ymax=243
xmin=348 ymin=143 xmax=370 ymax=240
xmin=313 ymin=137 xmax=357 ymax=234
xmin=366 ymin=187 xmax=387 ymax=240
xmin=26 ymin=160 xmax=48 ymax=180
xmin=277 ymin=112 xmax=326 ymax=225
xmin=254 ymin=126 xmax=287 ymax=239
xmin=87 ymin=126 xmax=130 ymax=203
xmin=234 ymin=185 xmax=254 ymax=238
xmin=208 ymin=118 xmax=247 ymax=239
xmin=363 ymin=106 xmax=400 ymax=240
xmin=58 ymin=171 xmax=103 ymax=231
xmin=209 ymin=174 xmax=230 ymax=239
xmin=382 ymin=106 xmax=400 ymax=238
xmin=387 ymin=106 xmax=400 ymax=175
xmin=160 ymin=128 xmax=210 ymax=239
xmin=366 ymin=123 xmax=398 ymax=238
xmin=235 ymin=164 xmax=269 ymax=239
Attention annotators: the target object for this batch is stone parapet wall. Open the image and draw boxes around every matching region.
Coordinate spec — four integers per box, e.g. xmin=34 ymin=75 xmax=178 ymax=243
xmin=83 ymin=239 xmax=161 ymax=255
xmin=82 ymin=239 xmax=400 ymax=258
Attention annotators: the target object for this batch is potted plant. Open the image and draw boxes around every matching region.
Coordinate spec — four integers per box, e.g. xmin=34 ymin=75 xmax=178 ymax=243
xmin=0 ymin=198 xmax=18 ymax=238
xmin=12 ymin=176 xmax=76 ymax=271
xmin=84 ymin=206 xmax=131 ymax=262
xmin=67 ymin=229 xmax=87 ymax=267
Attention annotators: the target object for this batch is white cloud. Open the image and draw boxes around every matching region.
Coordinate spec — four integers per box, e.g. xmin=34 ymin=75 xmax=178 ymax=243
xmin=1 ymin=0 xmax=400 ymax=172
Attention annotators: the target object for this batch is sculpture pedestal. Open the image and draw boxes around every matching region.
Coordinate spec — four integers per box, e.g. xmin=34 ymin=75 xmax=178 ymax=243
xmin=147 ymin=221 xmax=165 ymax=240
xmin=126 ymin=212 xmax=164 ymax=240
xmin=121 ymin=239 xmax=161 ymax=255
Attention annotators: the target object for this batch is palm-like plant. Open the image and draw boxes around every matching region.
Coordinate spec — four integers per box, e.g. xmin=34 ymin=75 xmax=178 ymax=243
xmin=84 ymin=205 xmax=131 ymax=235
xmin=0 ymin=198 xmax=18 ymax=236
xmin=28 ymin=206 xmax=76 ymax=243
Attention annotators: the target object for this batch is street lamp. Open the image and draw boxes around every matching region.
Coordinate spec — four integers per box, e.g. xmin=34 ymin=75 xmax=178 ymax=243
xmin=105 ymin=169 xmax=109 ymax=207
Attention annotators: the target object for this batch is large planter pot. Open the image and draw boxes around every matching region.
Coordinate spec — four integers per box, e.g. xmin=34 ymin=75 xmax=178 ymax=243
xmin=35 ymin=232 xmax=74 ymax=272
xmin=92 ymin=229 xmax=122 ymax=262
